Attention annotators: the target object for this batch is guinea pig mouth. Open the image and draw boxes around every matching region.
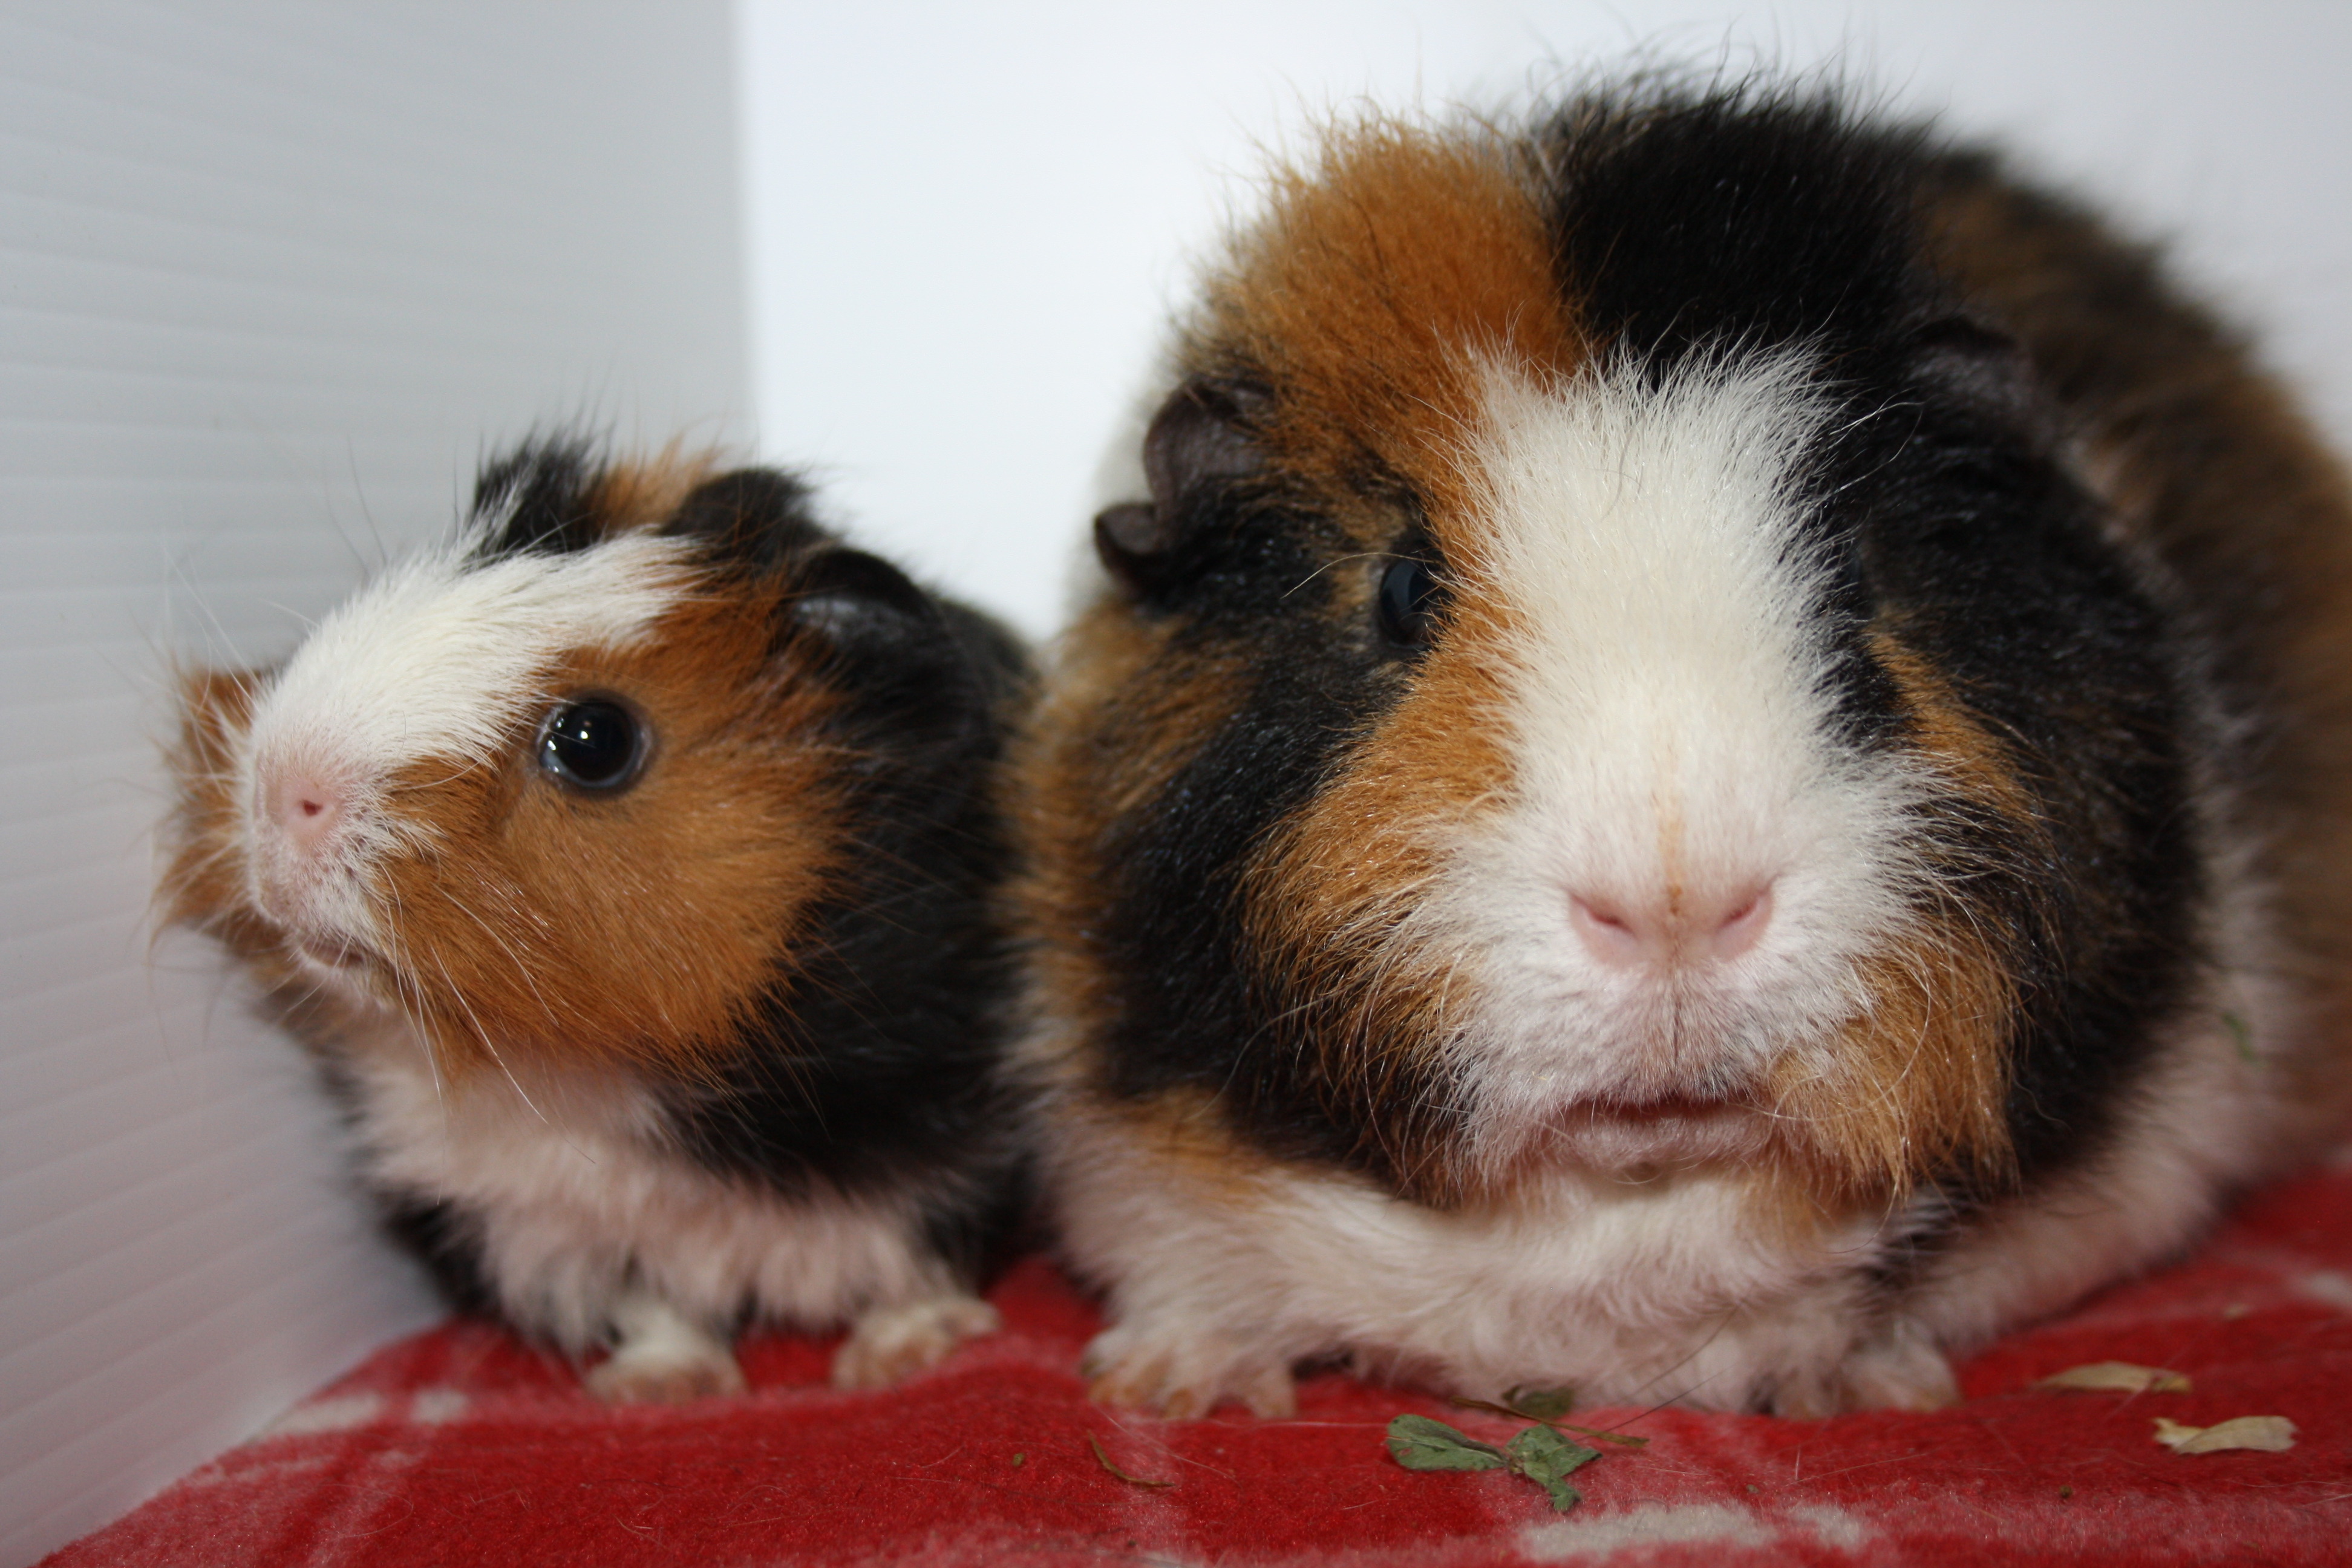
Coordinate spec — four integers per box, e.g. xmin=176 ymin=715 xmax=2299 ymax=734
xmin=1552 ymin=1096 xmax=1769 ymax=1168
xmin=290 ymin=930 xmax=374 ymax=972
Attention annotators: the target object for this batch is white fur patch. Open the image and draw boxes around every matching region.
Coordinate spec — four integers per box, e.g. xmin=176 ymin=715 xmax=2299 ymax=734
xmin=1414 ymin=355 xmax=1927 ymax=1171
xmin=333 ymin=1007 xmax=959 ymax=1353
xmin=1050 ymin=1088 xmax=1910 ymax=1415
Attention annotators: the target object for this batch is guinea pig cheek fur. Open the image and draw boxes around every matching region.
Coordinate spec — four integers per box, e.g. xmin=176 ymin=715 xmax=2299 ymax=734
xmin=1336 ymin=356 xmax=1949 ymax=1188
xmin=370 ymin=601 xmax=846 ymax=1079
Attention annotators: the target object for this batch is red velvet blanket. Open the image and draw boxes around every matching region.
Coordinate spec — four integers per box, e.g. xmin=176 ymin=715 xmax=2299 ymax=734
xmin=50 ymin=1151 xmax=2352 ymax=1567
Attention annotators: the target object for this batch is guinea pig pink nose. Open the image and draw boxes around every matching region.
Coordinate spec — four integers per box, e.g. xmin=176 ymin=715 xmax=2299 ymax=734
xmin=264 ymin=768 xmax=352 ymax=854
xmin=1570 ymin=884 xmax=1774 ymax=969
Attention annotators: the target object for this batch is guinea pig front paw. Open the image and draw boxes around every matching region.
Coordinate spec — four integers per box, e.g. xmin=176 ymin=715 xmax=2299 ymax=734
xmin=584 ymin=1294 xmax=748 ymax=1405
xmin=1080 ymin=1321 xmax=1298 ymax=1420
xmin=831 ymin=1293 xmax=1002 ymax=1390
xmin=584 ymin=1339 xmax=748 ymax=1405
xmin=1772 ymin=1321 xmax=1958 ymax=1417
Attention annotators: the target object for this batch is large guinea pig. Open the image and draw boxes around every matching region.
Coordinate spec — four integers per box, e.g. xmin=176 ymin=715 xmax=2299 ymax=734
xmin=1011 ymin=82 xmax=2352 ymax=1419
xmin=163 ymin=442 xmax=1029 ymax=1403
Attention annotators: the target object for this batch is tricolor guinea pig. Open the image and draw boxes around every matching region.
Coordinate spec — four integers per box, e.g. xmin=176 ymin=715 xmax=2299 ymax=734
xmin=1011 ymin=82 xmax=2352 ymax=1419
xmin=163 ymin=441 xmax=1029 ymax=1403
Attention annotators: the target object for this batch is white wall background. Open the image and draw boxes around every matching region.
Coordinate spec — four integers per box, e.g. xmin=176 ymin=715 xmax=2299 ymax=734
xmin=0 ymin=4 xmax=745 ymax=1563
xmin=9 ymin=1 xmax=2352 ymax=1561
xmin=740 ymin=1 xmax=2352 ymax=639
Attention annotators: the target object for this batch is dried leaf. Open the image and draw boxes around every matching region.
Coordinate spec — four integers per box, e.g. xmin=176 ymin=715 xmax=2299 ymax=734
xmin=1387 ymin=1414 xmax=1508 ymax=1472
xmin=1087 ymin=1432 xmax=1175 ymax=1487
xmin=1502 ymin=1384 xmax=1578 ymax=1420
xmin=1506 ymin=1424 xmax=1601 ymax=1512
xmin=2036 ymin=1361 xmax=2192 ymax=1394
xmin=2152 ymin=1415 xmax=2298 ymax=1455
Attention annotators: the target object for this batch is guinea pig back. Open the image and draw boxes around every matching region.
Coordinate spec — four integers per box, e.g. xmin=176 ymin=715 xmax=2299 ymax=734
xmin=163 ymin=441 xmax=1030 ymax=1402
xmin=1014 ymin=83 xmax=2352 ymax=1419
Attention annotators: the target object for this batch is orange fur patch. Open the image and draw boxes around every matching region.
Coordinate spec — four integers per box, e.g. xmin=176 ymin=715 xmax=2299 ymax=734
xmin=159 ymin=665 xmax=285 ymax=966
xmin=584 ymin=448 xmax=725 ymax=535
xmin=1763 ymin=633 xmax=2029 ymax=1205
xmin=1100 ymin=1085 xmax=1276 ymax=1206
xmin=1185 ymin=119 xmax=1578 ymax=531
xmin=368 ymin=592 xmax=843 ymax=1077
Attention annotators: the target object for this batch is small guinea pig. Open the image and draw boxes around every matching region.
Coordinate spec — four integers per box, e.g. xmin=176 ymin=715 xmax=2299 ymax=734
xmin=163 ymin=440 xmax=1030 ymax=1403
xmin=1011 ymin=82 xmax=2352 ymax=1419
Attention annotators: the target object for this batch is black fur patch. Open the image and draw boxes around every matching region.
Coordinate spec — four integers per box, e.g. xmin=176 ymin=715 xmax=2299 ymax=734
xmin=652 ymin=491 xmax=1033 ymax=1281
xmin=1080 ymin=461 xmax=1462 ymax=1187
xmin=377 ymin=1195 xmax=497 ymax=1315
xmin=468 ymin=436 xmax=609 ymax=559
xmin=663 ymin=466 xmax=829 ymax=578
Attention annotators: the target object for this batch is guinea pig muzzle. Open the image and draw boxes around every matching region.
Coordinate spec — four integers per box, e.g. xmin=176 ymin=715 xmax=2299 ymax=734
xmin=243 ymin=745 xmax=384 ymax=964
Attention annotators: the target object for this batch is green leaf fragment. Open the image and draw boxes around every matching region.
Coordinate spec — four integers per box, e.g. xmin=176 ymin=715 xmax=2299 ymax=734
xmin=1507 ymin=1425 xmax=1601 ymax=1512
xmin=1385 ymin=1414 xmax=1508 ymax=1472
xmin=2221 ymin=1011 xmax=2256 ymax=1063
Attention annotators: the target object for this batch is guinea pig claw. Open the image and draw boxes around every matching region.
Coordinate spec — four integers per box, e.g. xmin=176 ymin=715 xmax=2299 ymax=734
xmin=831 ymin=1293 xmax=1001 ymax=1390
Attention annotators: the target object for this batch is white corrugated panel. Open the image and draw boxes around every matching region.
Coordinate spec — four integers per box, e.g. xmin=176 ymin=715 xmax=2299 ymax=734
xmin=0 ymin=3 xmax=746 ymax=1560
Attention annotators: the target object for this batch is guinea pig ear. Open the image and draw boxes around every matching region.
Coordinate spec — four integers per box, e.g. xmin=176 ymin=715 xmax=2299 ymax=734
xmin=1094 ymin=379 xmax=1267 ymax=591
xmin=784 ymin=546 xmax=943 ymax=650
xmin=663 ymin=466 xmax=829 ymax=575
xmin=1906 ymin=314 xmax=2035 ymax=416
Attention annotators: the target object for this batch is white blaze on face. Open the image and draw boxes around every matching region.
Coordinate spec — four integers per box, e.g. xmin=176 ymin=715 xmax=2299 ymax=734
xmin=1428 ymin=354 xmax=1927 ymax=1162
xmin=234 ymin=532 xmax=697 ymax=959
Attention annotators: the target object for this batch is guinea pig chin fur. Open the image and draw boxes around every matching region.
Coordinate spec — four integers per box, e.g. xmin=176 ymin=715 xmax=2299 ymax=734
xmin=1016 ymin=85 xmax=2352 ymax=1419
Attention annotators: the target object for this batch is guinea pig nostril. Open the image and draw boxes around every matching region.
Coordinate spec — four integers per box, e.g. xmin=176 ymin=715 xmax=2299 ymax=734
xmin=1707 ymin=885 xmax=1775 ymax=961
xmin=1570 ymin=894 xmax=1650 ymax=967
xmin=266 ymin=769 xmax=351 ymax=851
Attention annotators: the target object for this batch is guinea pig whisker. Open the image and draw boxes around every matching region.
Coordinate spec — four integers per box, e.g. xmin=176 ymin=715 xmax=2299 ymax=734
xmin=423 ymin=945 xmax=542 ymax=1114
xmin=403 ymin=757 xmax=490 ymax=792
xmin=1618 ymin=1308 xmax=1735 ymax=1405
xmin=1280 ymin=551 xmax=1387 ymax=603
xmin=374 ymin=926 xmax=451 ymax=1113
xmin=1818 ymin=396 xmax=1927 ymax=500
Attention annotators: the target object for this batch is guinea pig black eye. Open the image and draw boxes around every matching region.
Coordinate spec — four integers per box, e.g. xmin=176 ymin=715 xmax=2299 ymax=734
xmin=1377 ymin=555 xmax=1442 ymax=650
xmin=537 ymin=699 xmax=645 ymax=792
